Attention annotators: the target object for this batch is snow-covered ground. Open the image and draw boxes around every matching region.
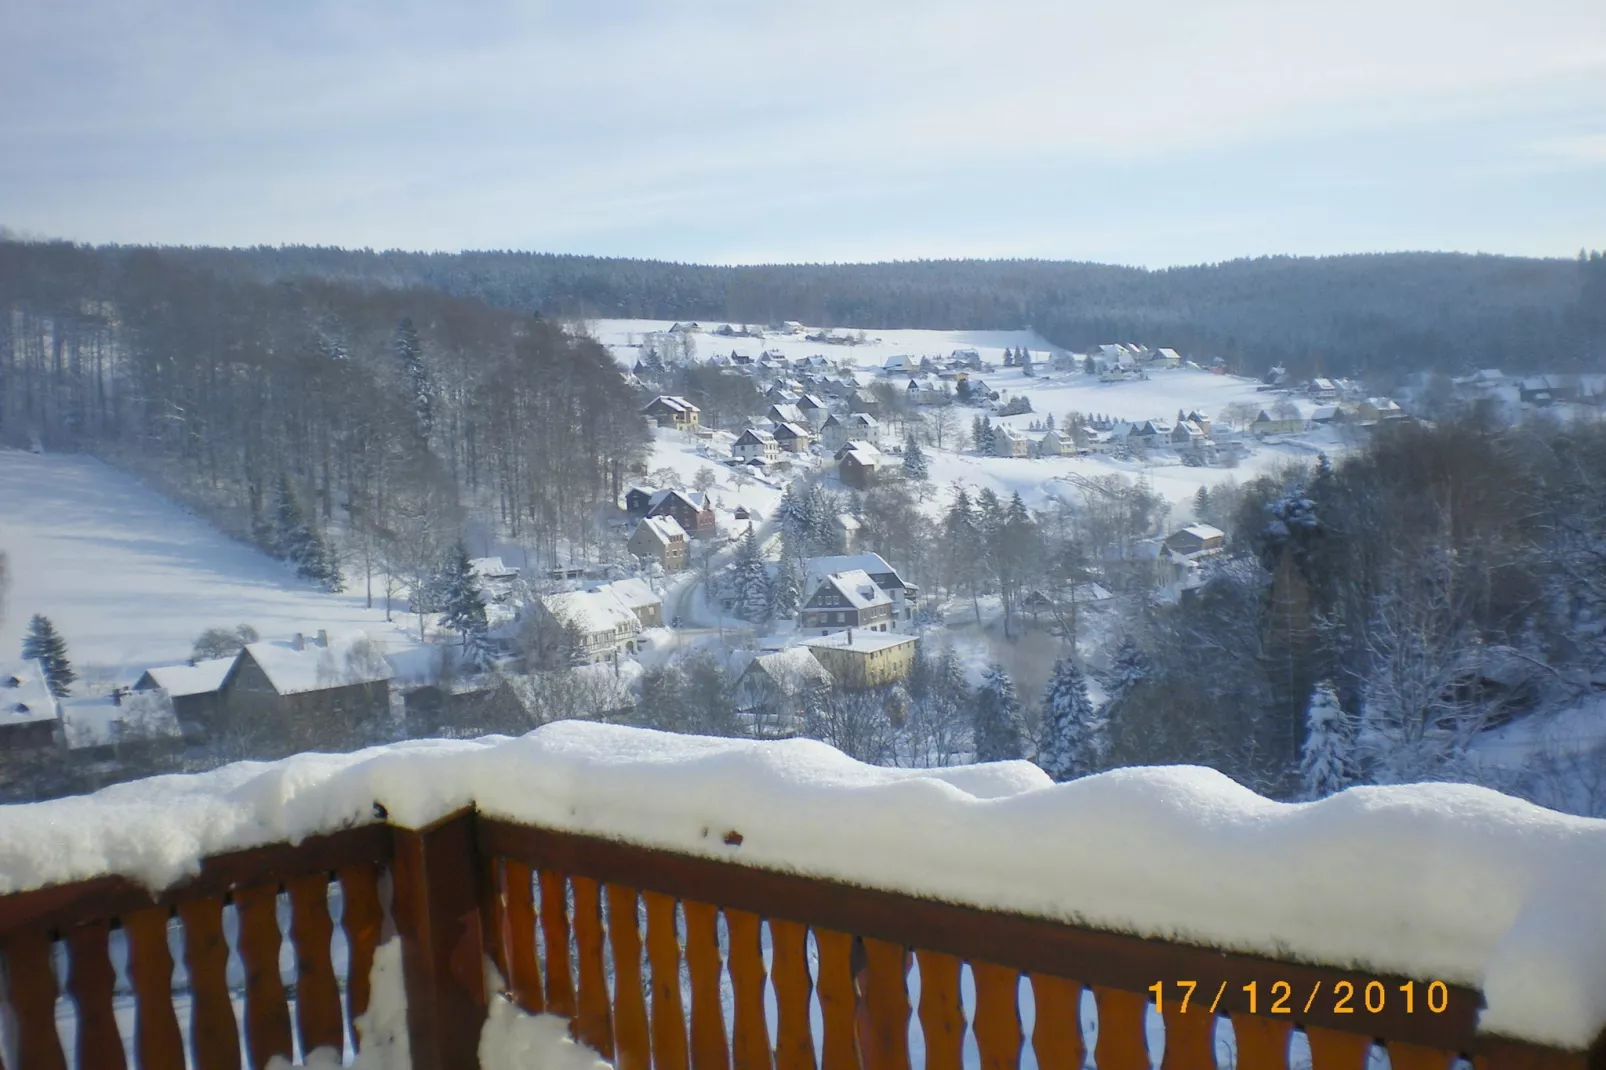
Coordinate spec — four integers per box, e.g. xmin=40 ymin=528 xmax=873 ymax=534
xmin=0 ymin=449 xmax=424 ymax=682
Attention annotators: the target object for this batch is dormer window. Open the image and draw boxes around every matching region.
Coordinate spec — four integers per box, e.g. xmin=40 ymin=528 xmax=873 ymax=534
xmin=12 ymin=703 xmax=29 ymax=714
xmin=3 ymin=676 xmax=19 ymax=688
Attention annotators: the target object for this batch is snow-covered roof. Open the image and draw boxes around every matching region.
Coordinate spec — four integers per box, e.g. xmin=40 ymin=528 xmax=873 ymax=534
xmin=636 ymin=515 xmax=687 ymax=545
xmin=835 ymin=513 xmax=861 ymax=532
xmin=59 ymin=691 xmax=182 ymax=751
xmin=469 ymin=557 xmax=519 ymax=580
xmin=815 ymin=569 xmax=891 ymax=611
xmin=768 ymin=404 xmax=805 ymax=424
xmin=595 ymin=578 xmax=661 ymax=613
xmin=137 ymin=657 xmax=236 ymax=698
xmin=847 ymin=412 xmax=879 ymax=427
xmin=742 ymin=648 xmax=834 ymax=694
xmin=541 ymin=590 xmax=641 ymax=637
xmin=1179 ymin=524 xmax=1225 ymax=541
xmin=736 ymin=427 xmax=777 ymax=445
xmin=805 ymin=553 xmax=898 ymax=590
xmin=772 ymin=422 xmax=811 ymax=439
xmin=803 ymin=630 xmax=918 ymax=654
xmin=0 ymin=660 xmax=57 ymax=725
xmin=648 ymin=488 xmax=709 ymax=512
xmin=645 ymin=395 xmax=699 ymax=414
xmin=238 ymin=634 xmax=394 ymax=696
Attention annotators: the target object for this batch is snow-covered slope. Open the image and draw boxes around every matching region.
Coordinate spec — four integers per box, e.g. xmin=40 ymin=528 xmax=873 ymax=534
xmin=0 ymin=449 xmax=420 ymax=680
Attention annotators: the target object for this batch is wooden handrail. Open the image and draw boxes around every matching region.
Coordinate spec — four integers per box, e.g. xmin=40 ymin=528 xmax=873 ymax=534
xmin=0 ymin=806 xmax=1600 ymax=1070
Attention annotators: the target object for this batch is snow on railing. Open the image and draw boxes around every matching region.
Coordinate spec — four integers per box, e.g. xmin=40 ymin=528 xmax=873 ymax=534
xmin=0 ymin=722 xmax=1604 ymax=1070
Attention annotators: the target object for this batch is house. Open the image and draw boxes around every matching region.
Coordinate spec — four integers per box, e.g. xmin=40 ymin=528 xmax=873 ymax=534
xmin=468 ymin=557 xmax=521 ymax=603
xmin=0 ymin=660 xmax=61 ymax=752
xmin=1184 ymin=410 xmax=1213 ymax=435
xmin=818 ymin=414 xmax=847 ymax=452
xmin=732 ymin=428 xmax=780 ymax=464
xmin=1250 ymin=409 xmax=1305 ymax=436
xmin=848 ymin=390 xmax=880 ymax=416
xmin=802 ymin=630 xmax=919 ymax=690
xmin=1170 ymin=420 xmax=1208 ymax=449
xmin=1036 ymin=430 xmax=1064 ymax=457
xmin=593 ymin=578 xmax=664 ymax=629
xmin=843 ymin=412 xmax=881 ymax=445
xmin=645 ymin=488 xmax=717 ymax=539
xmin=628 ymin=515 xmax=689 ymax=571
xmin=766 ymin=403 xmax=806 ymax=428
xmin=835 ymin=514 xmax=861 ymax=555
xmin=1164 ymin=524 xmax=1226 ymax=558
xmin=134 ymin=656 xmax=236 ymax=735
xmin=59 ymin=690 xmax=182 ymax=759
xmin=1309 ymin=378 xmax=1338 ymax=400
xmin=771 ymin=422 xmax=813 ymax=453
xmin=837 ymin=443 xmax=882 ymax=490
xmin=1358 ymin=397 xmax=1408 ymax=422
xmin=796 ymin=394 xmax=829 ymax=429
xmin=1309 ymin=405 xmax=1341 ymax=425
xmin=883 ymin=354 xmax=917 ymax=376
xmin=537 ymin=589 xmax=644 ymax=663
xmin=805 ymin=553 xmax=918 ymax=626
xmin=992 ymin=426 xmax=1031 ymax=458
xmin=950 ymin=349 xmax=984 ymax=369
xmin=642 ymin=396 xmax=701 ymax=431
xmin=217 ymin=632 xmax=393 ymax=731
xmin=800 ymin=569 xmax=895 ymax=634
xmin=1154 ymin=348 xmax=1183 ymax=368
xmin=735 ymin=649 xmax=834 ymax=738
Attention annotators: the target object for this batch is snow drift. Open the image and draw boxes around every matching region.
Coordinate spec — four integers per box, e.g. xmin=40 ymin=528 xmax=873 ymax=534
xmin=1 ymin=721 xmax=1603 ymax=1049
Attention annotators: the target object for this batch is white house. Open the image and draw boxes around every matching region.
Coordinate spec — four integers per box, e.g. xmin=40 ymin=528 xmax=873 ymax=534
xmin=732 ymin=427 xmax=780 ymax=464
xmin=993 ymin=426 xmax=1032 ymax=458
xmin=804 ymin=553 xmax=918 ymax=627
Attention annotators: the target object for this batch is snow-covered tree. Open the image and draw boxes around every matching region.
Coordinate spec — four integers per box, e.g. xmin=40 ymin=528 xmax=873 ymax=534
xmin=1083 ymin=355 xmax=1096 ymax=375
xmin=22 ymin=614 xmax=73 ymax=697
xmin=1003 ymin=347 xmax=1016 ymax=367
xmin=273 ymin=474 xmax=343 ymax=591
xmin=1100 ymin=634 xmax=1147 ymax=734
xmin=1299 ymin=682 xmax=1353 ymax=799
xmin=770 ymin=553 xmax=801 ymax=618
xmin=1038 ymin=658 xmax=1106 ymax=781
xmin=1019 ymin=348 xmax=1034 ymax=377
xmin=902 ymin=435 xmax=930 ymax=484
xmin=438 ymin=541 xmax=493 ymax=667
xmin=972 ymin=663 xmax=1025 ymax=761
xmin=394 ymin=317 xmax=433 ymax=440
xmin=192 ymin=624 xmax=259 ymax=662
xmin=733 ymin=529 xmax=772 ymax=623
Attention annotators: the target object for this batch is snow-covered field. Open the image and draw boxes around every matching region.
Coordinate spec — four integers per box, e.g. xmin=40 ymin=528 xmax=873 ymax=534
xmin=0 ymin=449 xmax=423 ymax=682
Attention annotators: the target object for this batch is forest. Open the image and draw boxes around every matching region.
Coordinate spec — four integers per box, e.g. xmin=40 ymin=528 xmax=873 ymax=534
xmin=136 ymin=243 xmax=1606 ymax=381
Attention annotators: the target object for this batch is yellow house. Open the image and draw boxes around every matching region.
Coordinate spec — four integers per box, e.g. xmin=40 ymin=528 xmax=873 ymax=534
xmin=802 ymin=630 xmax=918 ymax=690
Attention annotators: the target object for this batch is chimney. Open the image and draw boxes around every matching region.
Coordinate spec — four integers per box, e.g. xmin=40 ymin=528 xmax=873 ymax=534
xmin=316 ymin=629 xmax=329 ymax=649
xmin=292 ymin=633 xmax=305 ymax=651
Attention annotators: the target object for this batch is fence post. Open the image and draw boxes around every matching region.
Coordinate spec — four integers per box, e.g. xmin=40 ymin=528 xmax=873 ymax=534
xmin=393 ymin=808 xmax=488 ymax=1070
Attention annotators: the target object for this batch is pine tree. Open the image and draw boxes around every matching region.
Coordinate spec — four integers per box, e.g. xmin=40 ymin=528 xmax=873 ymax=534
xmin=972 ymin=664 xmax=1025 ymax=761
xmin=272 ymin=474 xmax=343 ymax=591
xmin=438 ymin=541 xmax=492 ymax=667
xmin=1019 ymin=348 xmax=1034 ymax=376
xmin=1100 ymin=635 xmax=1147 ymax=733
xmin=1003 ymin=347 xmax=1016 ymax=367
xmin=21 ymin=614 xmax=74 ymax=697
xmin=770 ymin=553 xmax=801 ymax=618
xmin=902 ymin=435 xmax=930 ymax=483
xmin=1038 ymin=658 xmax=1106 ymax=781
xmin=1194 ymin=485 xmax=1212 ymax=522
xmin=1300 ymin=682 xmax=1354 ymax=800
xmin=1083 ymin=355 xmax=1096 ymax=375
xmin=394 ymin=317 xmax=433 ymax=440
xmin=734 ymin=529 xmax=772 ymax=623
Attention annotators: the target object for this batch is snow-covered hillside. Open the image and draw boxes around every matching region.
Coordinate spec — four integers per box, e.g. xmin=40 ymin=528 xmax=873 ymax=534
xmin=0 ymin=450 xmax=422 ymax=681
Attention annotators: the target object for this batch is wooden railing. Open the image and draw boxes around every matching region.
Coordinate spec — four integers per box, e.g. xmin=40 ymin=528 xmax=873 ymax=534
xmin=1 ymin=808 xmax=1600 ymax=1070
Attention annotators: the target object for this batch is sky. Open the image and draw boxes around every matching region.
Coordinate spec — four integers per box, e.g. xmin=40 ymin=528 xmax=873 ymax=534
xmin=2 ymin=0 xmax=1604 ymax=268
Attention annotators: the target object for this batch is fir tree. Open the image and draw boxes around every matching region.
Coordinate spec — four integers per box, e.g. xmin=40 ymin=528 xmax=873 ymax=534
xmin=394 ymin=317 xmax=433 ymax=439
xmin=438 ymin=541 xmax=492 ymax=666
xmin=770 ymin=553 xmax=801 ymax=618
xmin=273 ymin=474 xmax=343 ymax=591
xmin=902 ymin=435 xmax=930 ymax=483
xmin=1100 ymin=635 xmax=1148 ymax=734
xmin=1019 ymin=348 xmax=1034 ymax=376
xmin=1003 ymin=347 xmax=1016 ymax=367
xmin=21 ymin=614 xmax=74 ymax=697
xmin=972 ymin=664 xmax=1025 ymax=761
xmin=1300 ymin=682 xmax=1354 ymax=800
xmin=1083 ymin=355 xmax=1096 ymax=375
xmin=1038 ymin=658 xmax=1106 ymax=781
xmin=1194 ymin=485 xmax=1212 ymax=523
xmin=733 ymin=529 xmax=772 ymax=623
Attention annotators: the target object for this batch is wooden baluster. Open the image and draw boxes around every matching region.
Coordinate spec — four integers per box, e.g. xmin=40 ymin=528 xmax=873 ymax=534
xmin=504 ymin=860 xmax=545 ymax=1014
xmin=914 ymin=950 xmax=964 ymax=1070
xmin=6 ymin=930 xmax=68 ymax=1070
xmin=1028 ymin=974 xmax=1084 ymax=1070
xmin=770 ymin=920 xmax=818 ymax=1070
xmin=177 ymin=897 xmax=242 ymax=1070
xmin=67 ymin=921 xmax=127 ymax=1070
xmin=338 ymin=863 xmax=384 ymax=1048
xmin=480 ymin=856 xmax=511 ymax=994
xmin=1161 ymin=996 xmax=1215 ymax=1070
xmin=1305 ymin=1028 xmax=1374 ymax=1070
xmin=1229 ymin=1015 xmax=1291 ymax=1070
xmin=288 ymin=873 xmax=345 ymax=1061
xmin=644 ymin=892 xmax=689 ymax=1070
xmin=1388 ymin=1045 xmax=1454 ymax=1070
xmin=726 ymin=909 xmax=773 ymax=1070
xmin=971 ymin=962 xmax=1022 ymax=1070
xmin=540 ymin=869 xmax=577 ymax=1019
xmin=683 ymin=900 xmax=731 ymax=1070
xmin=572 ymin=876 xmax=616 ymax=1058
xmin=861 ymin=939 xmax=912 ymax=1070
xmin=123 ymin=907 xmax=185 ymax=1070
xmin=814 ymin=929 xmax=859 ymax=1070
xmin=1092 ymin=987 xmax=1150 ymax=1070
xmin=606 ymin=885 xmax=651 ymax=1070
xmin=235 ymin=884 xmax=294 ymax=1070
